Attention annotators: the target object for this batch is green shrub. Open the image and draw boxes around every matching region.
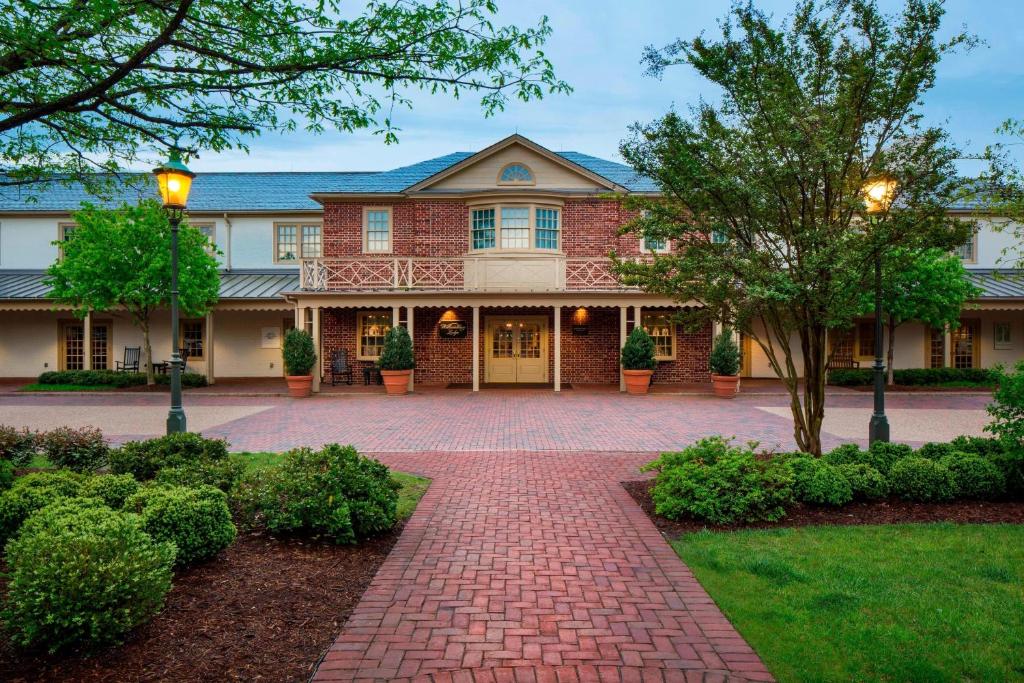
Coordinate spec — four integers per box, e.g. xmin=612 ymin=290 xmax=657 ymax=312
xmin=37 ymin=369 xmax=146 ymax=388
xmin=822 ymin=443 xmax=864 ymax=466
xmin=709 ymin=328 xmax=740 ymax=376
xmin=81 ymin=474 xmax=141 ymax=508
xmin=950 ymin=435 xmax=1006 ymax=458
xmin=110 ymin=432 xmax=229 ymax=480
xmin=40 ymin=426 xmax=109 ymax=472
xmin=154 ymin=372 xmax=208 ymax=388
xmin=377 ymin=325 xmax=415 ymax=371
xmin=865 ymin=441 xmax=913 ymax=475
xmin=789 ymin=457 xmax=853 ymax=506
xmin=646 ymin=438 xmax=794 ymax=524
xmin=989 ymin=449 xmax=1024 ymax=497
xmin=837 ymin=463 xmax=889 ymax=500
xmin=2 ymin=499 xmax=175 ymax=652
xmin=986 ymin=361 xmax=1024 ymax=447
xmin=153 ymin=455 xmax=246 ymax=493
xmin=620 ymin=326 xmax=657 ymax=371
xmin=827 ymin=367 xmax=996 ymax=387
xmin=234 ymin=444 xmax=400 ymax=543
xmin=0 ymin=425 xmax=39 ymax=466
xmin=939 ymin=452 xmax=1006 ymax=499
xmin=125 ymin=484 xmax=236 ymax=567
xmin=0 ymin=470 xmax=85 ymax=544
xmin=282 ymin=328 xmax=317 ymax=376
xmin=917 ymin=442 xmax=956 ymax=460
xmin=0 ymin=460 xmax=14 ymax=491
xmin=889 ymin=457 xmax=956 ymax=502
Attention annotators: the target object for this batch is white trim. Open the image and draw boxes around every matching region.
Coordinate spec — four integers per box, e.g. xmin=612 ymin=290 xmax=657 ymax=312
xmin=363 ymin=207 xmax=393 ymax=254
xmin=467 ymin=202 xmax=561 ymax=253
xmin=356 ymin=309 xmax=392 ymax=360
xmin=641 ymin=310 xmax=676 ymax=361
xmin=274 ymin=221 xmax=322 ymax=263
xmin=496 ymin=162 xmax=536 ymax=186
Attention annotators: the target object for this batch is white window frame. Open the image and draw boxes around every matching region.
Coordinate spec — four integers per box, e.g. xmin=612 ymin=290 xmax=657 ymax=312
xmin=363 ymin=207 xmax=393 ymax=254
xmin=357 ymin=310 xmax=393 ymax=360
xmin=466 ymin=203 xmax=561 ymax=253
xmin=955 ymin=232 xmax=977 ymax=264
xmin=641 ymin=311 xmax=676 ymax=361
xmin=496 ymin=162 xmax=536 ymax=186
xmin=639 ymin=210 xmax=670 ymax=253
xmin=274 ymin=222 xmax=322 ymax=263
xmin=994 ymin=321 xmax=1013 ymax=350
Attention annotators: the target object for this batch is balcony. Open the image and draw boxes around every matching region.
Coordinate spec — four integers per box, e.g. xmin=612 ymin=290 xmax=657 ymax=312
xmin=299 ymin=255 xmax=637 ymax=292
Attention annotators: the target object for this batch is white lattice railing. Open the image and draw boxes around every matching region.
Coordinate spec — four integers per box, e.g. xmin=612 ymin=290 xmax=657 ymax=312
xmin=300 ymin=257 xmax=638 ymax=292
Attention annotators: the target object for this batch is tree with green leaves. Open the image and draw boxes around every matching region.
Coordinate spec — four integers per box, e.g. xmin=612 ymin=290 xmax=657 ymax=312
xmin=615 ymin=0 xmax=977 ymax=454
xmin=863 ymin=248 xmax=980 ymax=385
xmin=46 ymin=200 xmax=220 ymax=384
xmin=0 ymin=0 xmax=568 ymax=192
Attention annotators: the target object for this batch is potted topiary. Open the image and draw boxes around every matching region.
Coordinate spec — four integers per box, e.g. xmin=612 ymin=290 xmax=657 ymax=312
xmin=378 ymin=326 xmax=415 ymax=395
xmin=282 ymin=328 xmax=317 ymax=398
xmin=621 ymin=326 xmax=657 ymax=395
xmin=709 ymin=327 xmax=741 ymax=398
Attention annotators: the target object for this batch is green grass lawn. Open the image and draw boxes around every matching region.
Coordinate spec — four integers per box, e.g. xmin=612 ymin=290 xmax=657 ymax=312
xmin=674 ymin=524 xmax=1024 ymax=682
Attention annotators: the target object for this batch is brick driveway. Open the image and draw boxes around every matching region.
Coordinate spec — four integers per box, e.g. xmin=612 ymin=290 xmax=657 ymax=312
xmin=314 ymin=450 xmax=771 ymax=682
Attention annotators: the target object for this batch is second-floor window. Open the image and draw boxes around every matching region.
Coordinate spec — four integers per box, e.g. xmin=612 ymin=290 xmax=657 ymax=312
xmin=954 ymin=233 xmax=977 ymax=263
xmin=364 ymin=208 xmax=392 ymax=253
xmin=469 ymin=204 xmax=561 ymax=252
xmin=275 ymin=223 xmax=321 ymax=262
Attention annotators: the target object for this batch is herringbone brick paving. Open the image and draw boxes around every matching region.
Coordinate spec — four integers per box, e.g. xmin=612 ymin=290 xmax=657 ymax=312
xmin=312 ymin=451 xmax=773 ymax=682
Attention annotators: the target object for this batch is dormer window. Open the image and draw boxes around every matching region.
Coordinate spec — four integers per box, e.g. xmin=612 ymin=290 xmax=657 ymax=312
xmin=497 ymin=163 xmax=535 ymax=186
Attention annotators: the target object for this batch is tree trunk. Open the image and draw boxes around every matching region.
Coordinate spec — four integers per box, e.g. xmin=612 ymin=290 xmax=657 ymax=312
xmin=886 ymin=314 xmax=897 ymax=386
xmin=141 ymin=321 xmax=155 ymax=385
xmin=796 ymin=322 xmax=827 ymax=456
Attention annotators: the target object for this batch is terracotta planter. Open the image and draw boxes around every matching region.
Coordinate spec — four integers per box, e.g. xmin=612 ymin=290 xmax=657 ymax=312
xmin=622 ymin=369 xmax=654 ymax=395
xmin=711 ymin=373 xmax=740 ymax=398
xmin=380 ymin=369 xmax=412 ymax=395
xmin=285 ymin=374 xmax=313 ymax=398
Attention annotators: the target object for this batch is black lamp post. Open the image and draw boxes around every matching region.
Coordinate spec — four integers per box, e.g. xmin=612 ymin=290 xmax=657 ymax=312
xmin=153 ymin=148 xmax=195 ymax=434
xmin=861 ymin=176 xmax=898 ymax=446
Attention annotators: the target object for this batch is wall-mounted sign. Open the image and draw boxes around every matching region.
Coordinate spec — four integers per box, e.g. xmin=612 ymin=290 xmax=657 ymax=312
xmin=572 ymin=325 xmax=589 ymax=336
xmin=260 ymin=326 xmax=282 ymax=349
xmin=439 ymin=320 xmax=468 ymax=339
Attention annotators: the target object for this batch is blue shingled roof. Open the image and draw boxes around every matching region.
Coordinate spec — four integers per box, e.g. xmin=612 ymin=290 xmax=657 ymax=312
xmin=0 ymin=149 xmax=655 ymax=212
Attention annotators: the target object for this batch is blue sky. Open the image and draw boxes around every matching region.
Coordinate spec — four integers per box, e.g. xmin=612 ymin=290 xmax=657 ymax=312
xmin=196 ymin=0 xmax=1024 ymax=174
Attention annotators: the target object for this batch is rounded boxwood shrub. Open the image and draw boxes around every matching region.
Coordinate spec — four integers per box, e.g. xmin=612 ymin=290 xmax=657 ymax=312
xmin=0 ymin=470 xmax=84 ymax=544
xmin=81 ymin=473 xmax=141 ymax=509
xmin=888 ymin=457 xmax=955 ymax=502
xmin=0 ymin=425 xmax=38 ymax=466
xmin=865 ymin=441 xmax=913 ymax=475
xmin=916 ymin=442 xmax=956 ymax=461
xmin=153 ymin=456 xmax=246 ymax=493
xmin=645 ymin=438 xmax=794 ymax=524
xmin=989 ymin=449 xmax=1024 ymax=497
xmin=40 ymin=426 xmax=109 ymax=473
xmin=125 ymin=484 xmax=236 ymax=567
xmin=949 ymin=435 xmax=1004 ymax=458
xmin=823 ymin=443 xmax=864 ymax=467
xmin=110 ymin=432 xmax=229 ymax=481
xmin=2 ymin=498 xmax=175 ymax=652
xmin=939 ymin=452 xmax=1006 ymax=499
xmin=836 ymin=463 xmax=889 ymax=500
xmin=789 ymin=457 xmax=852 ymax=506
xmin=234 ymin=444 xmax=400 ymax=543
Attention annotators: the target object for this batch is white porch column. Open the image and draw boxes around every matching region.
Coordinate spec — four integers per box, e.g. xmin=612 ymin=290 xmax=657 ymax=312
xmin=472 ymin=306 xmax=480 ymax=392
xmin=406 ymin=306 xmax=415 ymax=392
xmin=713 ymin=321 xmax=723 ymax=339
xmin=311 ymin=306 xmax=321 ymax=393
xmin=619 ymin=305 xmax=628 ymax=391
xmin=392 ymin=305 xmax=400 ymax=328
xmin=633 ymin=305 xmax=642 ymax=334
xmin=83 ymin=311 xmax=92 ymax=370
xmin=553 ymin=305 xmax=562 ymax=392
xmin=944 ymin=323 xmax=952 ymax=368
xmin=205 ymin=311 xmax=215 ymax=385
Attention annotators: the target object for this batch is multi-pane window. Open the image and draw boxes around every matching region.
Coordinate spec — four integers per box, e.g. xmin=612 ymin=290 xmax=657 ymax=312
xmin=643 ymin=236 xmax=668 ymax=252
xmin=276 ymin=223 xmax=321 ymax=261
xmin=535 ymin=208 xmax=559 ymax=250
xmin=642 ymin=312 xmax=675 ymax=360
xmin=91 ymin=325 xmax=109 ymax=370
xmin=994 ymin=322 xmax=1013 ymax=350
xmin=928 ymin=327 xmax=946 ymax=368
xmin=500 ymin=207 xmax=530 ymax=249
xmin=498 ymin=163 xmax=534 ymax=184
xmin=951 ymin=320 xmax=978 ymax=369
xmin=857 ymin=320 xmax=876 ymax=359
xmin=364 ymin=209 xmax=391 ymax=253
xmin=358 ymin=311 xmax=392 ymax=359
xmin=711 ymin=229 xmax=728 ymax=244
xmin=63 ymin=323 xmax=84 ymax=370
xmin=182 ymin=320 xmax=204 ymax=359
xmin=471 ymin=208 xmax=496 ymax=249
xmin=954 ymin=234 xmax=976 ymax=262
xmin=61 ymin=322 xmax=109 ymax=370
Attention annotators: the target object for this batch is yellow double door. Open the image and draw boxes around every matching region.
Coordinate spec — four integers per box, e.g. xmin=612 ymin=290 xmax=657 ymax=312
xmin=485 ymin=316 xmax=548 ymax=383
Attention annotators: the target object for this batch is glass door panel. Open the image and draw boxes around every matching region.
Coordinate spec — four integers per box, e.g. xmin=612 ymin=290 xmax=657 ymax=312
xmin=63 ymin=324 xmax=84 ymax=370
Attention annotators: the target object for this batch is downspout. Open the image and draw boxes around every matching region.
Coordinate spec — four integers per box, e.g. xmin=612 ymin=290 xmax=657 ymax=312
xmin=223 ymin=212 xmax=233 ymax=271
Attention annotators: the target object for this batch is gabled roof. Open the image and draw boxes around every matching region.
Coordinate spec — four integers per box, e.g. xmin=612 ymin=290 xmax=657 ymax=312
xmin=0 ymin=270 xmax=299 ymax=300
xmin=0 ymin=137 xmax=656 ymax=213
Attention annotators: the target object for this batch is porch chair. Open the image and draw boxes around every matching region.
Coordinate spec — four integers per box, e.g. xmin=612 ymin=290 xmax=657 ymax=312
xmin=331 ymin=350 xmax=354 ymax=385
xmin=115 ymin=347 xmax=141 ymax=373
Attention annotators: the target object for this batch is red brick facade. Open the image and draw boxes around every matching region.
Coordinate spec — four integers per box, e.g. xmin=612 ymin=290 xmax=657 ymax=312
xmin=316 ymin=197 xmax=711 ymax=386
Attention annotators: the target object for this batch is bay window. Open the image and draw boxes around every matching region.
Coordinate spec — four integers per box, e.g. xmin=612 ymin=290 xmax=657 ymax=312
xmin=468 ymin=203 xmax=561 ymax=252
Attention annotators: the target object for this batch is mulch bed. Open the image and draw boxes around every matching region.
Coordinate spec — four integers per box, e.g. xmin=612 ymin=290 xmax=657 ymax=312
xmin=0 ymin=528 xmax=401 ymax=682
xmin=624 ymin=479 xmax=1024 ymax=539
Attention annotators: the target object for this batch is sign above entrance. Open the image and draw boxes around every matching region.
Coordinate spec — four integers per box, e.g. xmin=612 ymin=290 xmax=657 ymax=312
xmin=572 ymin=325 xmax=589 ymax=336
xmin=439 ymin=320 xmax=468 ymax=339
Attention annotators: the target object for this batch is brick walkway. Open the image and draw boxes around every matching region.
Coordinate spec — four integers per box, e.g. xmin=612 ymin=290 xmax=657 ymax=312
xmin=313 ymin=451 xmax=773 ymax=682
